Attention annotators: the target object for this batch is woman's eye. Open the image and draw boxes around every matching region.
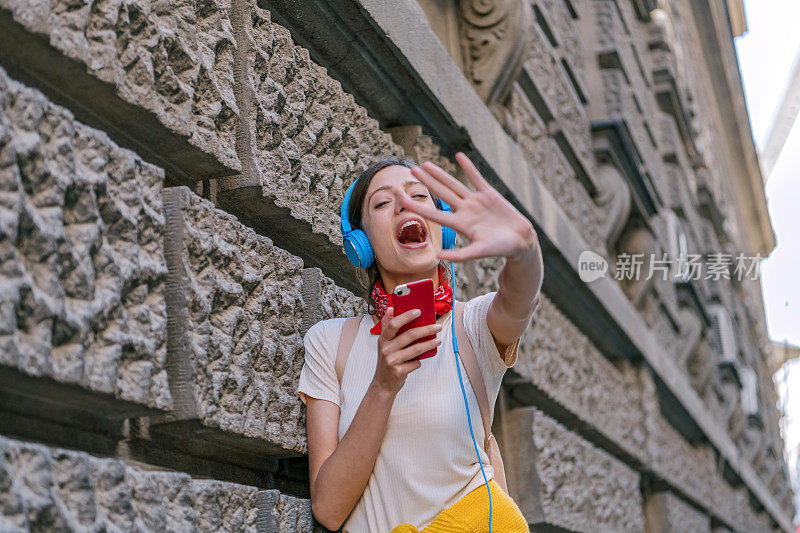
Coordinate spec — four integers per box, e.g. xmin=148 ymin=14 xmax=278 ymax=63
xmin=413 ymin=194 xmax=428 ymax=199
xmin=375 ymin=200 xmax=389 ymax=208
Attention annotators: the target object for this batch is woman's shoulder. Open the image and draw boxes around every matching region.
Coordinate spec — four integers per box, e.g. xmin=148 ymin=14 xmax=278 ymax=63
xmin=460 ymin=291 xmax=497 ymax=313
xmin=303 ymin=315 xmax=364 ymax=346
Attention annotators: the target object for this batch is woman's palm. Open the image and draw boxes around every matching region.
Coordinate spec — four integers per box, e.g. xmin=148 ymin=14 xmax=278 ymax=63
xmin=402 ymin=153 xmax=536 ymax=262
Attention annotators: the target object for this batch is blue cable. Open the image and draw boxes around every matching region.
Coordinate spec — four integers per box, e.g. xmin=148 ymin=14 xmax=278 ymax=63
xmin=449 ymin=258 xmax=493 ymax=533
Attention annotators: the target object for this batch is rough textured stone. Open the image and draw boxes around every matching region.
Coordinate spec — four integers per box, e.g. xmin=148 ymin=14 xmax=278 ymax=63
xmin=645 ymin=491 xmax=710 ymax=533
xmin=193 ymin=480 xmax=259 ymax=531
xmin=0 ymin=0 xmax=241 ymax=172
xmin=232 ymin=0 xmax=402 ymax=250
xmin=160 ymin=186 xmax=361 ymax=457
xmin=521 ymin=22 xmax=593 ymax=165
xmin=641 ymin=368 xmax=714 ymax=510
xmin=514 ymin=296 xmax=647 ymax=462
xmin=256 ymin=490 xmax=320 ymax=533
xmin=0 ymin=65 xmax=170 ymax=411
xmin=640 ymin=292 xmax=682 ymax=361
xmin=531 ymin=408 xmax=644 ymax=532
xmin=0 ymin=434 xmax=319 ymax=532
xmin=507 ymin=85 xmax=605 ymax=252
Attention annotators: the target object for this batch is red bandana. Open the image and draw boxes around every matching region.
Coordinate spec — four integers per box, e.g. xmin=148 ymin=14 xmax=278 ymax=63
xmin=370 ymin=265 xmax=454 ymax=334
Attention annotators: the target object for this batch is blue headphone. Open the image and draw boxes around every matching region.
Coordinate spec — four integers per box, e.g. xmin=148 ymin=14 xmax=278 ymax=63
xmin=340 ymin=179 xmax=457 ymax=268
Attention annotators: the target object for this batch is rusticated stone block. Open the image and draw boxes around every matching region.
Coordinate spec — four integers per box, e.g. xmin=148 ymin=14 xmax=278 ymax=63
xmin=301 ymin=267 xmax=365 ymax=332
xmin=709 ymin=473 xmax=743 ymax=529
xmin=0 ymin=0 xmax=241 ymax=174
xmin=536 ymin=0 xmax=585 ymax=90
xmin=0 ymin=65 xmax=170 ymax=412
xmin=644 ymin=491 xmax=710 ymax=533
xmin=530 ymin=408 xmax=644 ymax=532
xmin=507 ymin=86 xmax=604 ymax=252
xmin=256 ymin=490 xmax=322 ymax=533
xmin=193 ymin=480 xmax=259 ymax=531
xmin=512 ymin=296 xmax=647 ymax=463
xmin=500 ymin=406 xmax=546 ymax=524
xmin=640 ymin=369 xmax=714 ymax=510
xmin=157 ymin=186 xmax=361 ymax=461
xmin=247 ymin=3 xmax=399 ymax=239
xmin=0 ymin=434 xmax=319 ymax=532
xmin=216 ymin=0 xmax=403 ymax=285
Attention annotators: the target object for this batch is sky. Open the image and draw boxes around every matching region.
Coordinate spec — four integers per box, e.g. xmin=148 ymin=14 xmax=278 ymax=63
xmin=734 ymin=0 xmax=800 ymax=520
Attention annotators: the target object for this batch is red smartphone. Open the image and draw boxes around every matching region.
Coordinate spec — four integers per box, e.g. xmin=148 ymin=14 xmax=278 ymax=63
xmin=391 ymin=278 xmax=438 ymax=360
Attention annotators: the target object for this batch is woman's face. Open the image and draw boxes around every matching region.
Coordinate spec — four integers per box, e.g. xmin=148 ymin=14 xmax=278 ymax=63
xmin=361 ymin=165 xmax=443 ymax=276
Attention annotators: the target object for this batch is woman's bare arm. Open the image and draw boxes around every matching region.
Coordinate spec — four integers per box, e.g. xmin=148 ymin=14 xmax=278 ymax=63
xmin=402 ymin=152 xmax=544 ymax=357
xmin=307 ymin=310 xmax=441 ymax=530
xmin=306 ymin=384 xmax=396 ymax=530
xmin=488 ymin=233 xmax=542 ymax=354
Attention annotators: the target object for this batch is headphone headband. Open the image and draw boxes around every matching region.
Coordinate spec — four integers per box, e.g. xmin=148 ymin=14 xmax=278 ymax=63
xmin=340 ymin=179 xmax=358 ymax=237
xmin=340 ymin=177 xmax=455 ymax=268
xmin=341 ymin=179 xmax=446 ymax=234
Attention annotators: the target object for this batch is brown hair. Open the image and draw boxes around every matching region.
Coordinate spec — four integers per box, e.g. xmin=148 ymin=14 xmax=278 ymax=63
xmin=347 ymin=156 xmax=452 ymax=314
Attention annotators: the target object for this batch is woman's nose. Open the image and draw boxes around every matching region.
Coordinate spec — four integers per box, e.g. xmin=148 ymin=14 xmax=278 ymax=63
xmin=395 ymin=193 xmax=408 ymax=213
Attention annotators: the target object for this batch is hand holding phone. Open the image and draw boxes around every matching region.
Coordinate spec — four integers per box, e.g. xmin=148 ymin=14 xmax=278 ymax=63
xmin=391 ymin=278 xmax=438 ymax=360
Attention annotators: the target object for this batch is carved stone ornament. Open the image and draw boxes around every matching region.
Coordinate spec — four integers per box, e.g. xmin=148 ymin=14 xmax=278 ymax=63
xmin=458 ymin=0 xmax=533 ymax=107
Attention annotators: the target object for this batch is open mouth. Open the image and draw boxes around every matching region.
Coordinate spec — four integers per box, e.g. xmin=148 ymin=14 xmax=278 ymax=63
xmin=396 ymin=219 xmax=428 ymax=246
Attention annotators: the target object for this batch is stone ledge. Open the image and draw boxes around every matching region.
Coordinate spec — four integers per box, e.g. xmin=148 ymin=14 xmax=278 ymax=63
xmin=503 ymin=406 xmax=644 ymax=532
xmin=152 ymin=186 xmax=361 ymax=465
xmin=644 ymin=491 xmax=711 ymax=533
xmin=0 ymin=434 xmax=320 ymax=532
xmin=0 ymin=0 xmax=240 ymax=179
xmin=216 ymin=0 xmax=403 ymax=292
xmin=0 ymin=65 xmax=171 ymax=413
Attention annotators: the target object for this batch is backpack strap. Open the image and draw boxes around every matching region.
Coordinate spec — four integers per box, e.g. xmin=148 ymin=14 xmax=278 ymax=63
xmin=335 ymin=316 xmax=362 ymax=387
xmin=453 ymin=301 xmax=492 ymax=452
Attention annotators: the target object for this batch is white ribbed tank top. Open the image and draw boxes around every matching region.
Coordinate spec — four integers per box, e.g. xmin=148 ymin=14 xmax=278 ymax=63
xmin=298 ymin=292 xmax=519 ymax=532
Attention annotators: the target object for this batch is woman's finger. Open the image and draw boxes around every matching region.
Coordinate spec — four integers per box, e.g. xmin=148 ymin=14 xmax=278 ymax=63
xmin=379 ymin=306 xmax=395 ymax=337
xmin=399 ymin=196 xmax=462 ymax=230
xmin=420 ymin=161 xmax=474 ymax=199
xmin=393 ymin=323 xmax=442 ymax=350
xmin=437 ymin=240 xmax=493 ymax=262
xmin=455 ymin=152 xmax=492 ymax=192
xmin=396 ymin=358 xmax=423 ymax=376
xmin=395 ymin=336 xmax=442 ymax=364
xmin=409 ymin=165 xmax=463 ymax=208
xmin=383 ymin=308 xmax=422 ymax=340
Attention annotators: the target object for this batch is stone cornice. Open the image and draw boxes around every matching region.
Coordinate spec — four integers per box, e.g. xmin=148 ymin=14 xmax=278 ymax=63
xmin=687 ymin=1 xmax=775 ymax=258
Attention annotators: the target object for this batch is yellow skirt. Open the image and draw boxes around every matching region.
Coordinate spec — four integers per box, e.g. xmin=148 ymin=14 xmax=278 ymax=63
xmin=390 ymin=479 xmax=530 ymax=532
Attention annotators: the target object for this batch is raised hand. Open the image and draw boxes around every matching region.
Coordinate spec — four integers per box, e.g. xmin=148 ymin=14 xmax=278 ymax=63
xmin=401 ymin=152 xmax=539 ymax=263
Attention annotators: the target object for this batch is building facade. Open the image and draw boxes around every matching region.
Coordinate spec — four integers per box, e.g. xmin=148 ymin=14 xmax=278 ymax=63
xmin=0 ymin=0 xmax=795 ymax=531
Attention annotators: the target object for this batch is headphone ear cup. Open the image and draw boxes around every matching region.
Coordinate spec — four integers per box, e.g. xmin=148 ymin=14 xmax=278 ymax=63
xmin=343 ymin=229 xmax=375 ymax=268
xmin=437 ymin=199 xmax=456 ymax=250
xmin=441 ymin=225 xmax=456 ymax=250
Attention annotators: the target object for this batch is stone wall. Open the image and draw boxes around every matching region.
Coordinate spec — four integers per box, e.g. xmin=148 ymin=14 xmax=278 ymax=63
xmin=0 ymin=0 xmax=794 ymax=531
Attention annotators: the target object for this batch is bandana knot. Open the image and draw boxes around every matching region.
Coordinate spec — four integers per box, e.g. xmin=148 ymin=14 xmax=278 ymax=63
xmin=369 ymin=265 xmax=453 ymax=334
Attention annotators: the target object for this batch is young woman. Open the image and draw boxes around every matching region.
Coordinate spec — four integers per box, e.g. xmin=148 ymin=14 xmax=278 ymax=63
xmin=297 ymin=152 xmax=543 ymax=532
